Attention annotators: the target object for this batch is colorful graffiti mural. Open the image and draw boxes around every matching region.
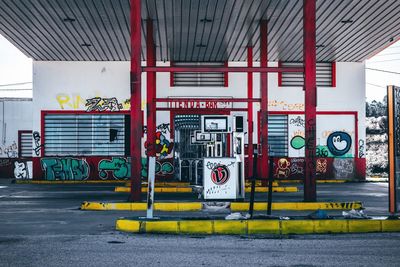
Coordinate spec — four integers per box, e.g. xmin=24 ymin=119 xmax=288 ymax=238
xmin=98 ymin=157 xmax=130 ymax=180
xmin=290 ymin=135 xmax=305 ymax=150
xmin=145 ymin=123 xmax=174 ymax=159
xmin=41 ymin=158 xmax=90 ymax=180
xmin=39 ymin=157 xmax=174 ymax=180
xmin=327 ymin=131 xmax=352 ymax=156
xmin=271 ymin=157 xmax=357 ymax=180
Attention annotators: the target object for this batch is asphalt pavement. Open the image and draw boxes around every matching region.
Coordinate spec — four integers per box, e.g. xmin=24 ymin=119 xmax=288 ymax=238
xmin=0 ymin=179 xmax=399 ymax=266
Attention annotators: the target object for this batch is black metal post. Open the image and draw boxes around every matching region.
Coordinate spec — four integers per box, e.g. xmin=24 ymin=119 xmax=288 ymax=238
xmin=267 ymin=156 xmax=274 ymax=215
xmin=248 ymin=152 xmax=258 ymax=218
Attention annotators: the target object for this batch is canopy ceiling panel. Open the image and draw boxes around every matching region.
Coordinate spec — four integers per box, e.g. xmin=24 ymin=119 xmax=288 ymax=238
xmin=0 ymin=0 xmax=399 ymax=62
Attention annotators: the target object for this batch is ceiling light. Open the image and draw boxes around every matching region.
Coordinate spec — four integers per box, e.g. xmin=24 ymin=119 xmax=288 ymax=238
xmin=340 ymin=19 xmax=353 ymax=24
xmin=63 ymin=17 xmax=76 ymax=23
xmin=80 ymin=43 xmax=92 ymax=47
xmin=200 ymin=18 xmax=212 ymax=23
xmin=316 ymin=44 xmax=325 ymax=48
xmin=196 ymin=44 xmax=206 ymax=48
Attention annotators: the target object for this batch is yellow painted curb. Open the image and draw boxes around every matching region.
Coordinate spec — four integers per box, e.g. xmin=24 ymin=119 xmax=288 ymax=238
xmin=116 ymin=219 xmax=400 ymax=235
xmin=230 ymin=201 xmax=363 ymax=211
xmin=81 ymin=201 xmax=362 ymax=211
xmin=115 ymin=186 xmax=297 ymax=193
xmin=16 ymin=180 xmax=127 ymax=184
xmin=126 ymin=182 xmax=191 ymax=187
xmin=179 ymin=220 xmax=213 ymax=234
xmin=277 ymin=179 xmax=347 ymax=183
xmin=244 ymin=187 xmax=298 ymax=193
xmin=115 ymin=219 xmax=141 ymax=232
xmin=114 ymin=186 xmax=193 ymax=193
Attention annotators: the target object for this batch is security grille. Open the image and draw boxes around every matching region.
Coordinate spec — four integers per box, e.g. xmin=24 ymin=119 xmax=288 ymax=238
xmin=173 ymin=62 xmax=225 ymax=87
xmin=19 ymin=131 xmax=32 ymax=157
xmin=44 ymin=114 xmax=127 ymax=156
xmin=280 ymin=62 xmax=334 ymax=87
xmin=268 ymin=115 xmax=288 ymax=157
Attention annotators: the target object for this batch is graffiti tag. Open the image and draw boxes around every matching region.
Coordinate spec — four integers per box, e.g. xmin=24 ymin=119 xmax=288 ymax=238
xmin=85 ymin=97 xmax=123 ymax=112
xmin=14 ymin=161 xmax=29 ymax=179
xmin=41 ymin=158 xmax=89 ymax=180
xmin=98 ymin=157 xmax=130 ymax=180
xmin=0 ymin=141 xmax=18 ymax=158
xmin=358 ymin=139 xmax=365 ymax=158
xmin=33 ymin=131 xmax=43 ymax=156
xmin=289 ymin=116 xmax=305 ymax=127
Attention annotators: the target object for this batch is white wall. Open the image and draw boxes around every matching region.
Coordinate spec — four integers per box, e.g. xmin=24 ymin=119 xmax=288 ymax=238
xmin=0 ymin=98 xmax=32 ymax=158
xmin=32 ymin=61 xmax=365 ymax=159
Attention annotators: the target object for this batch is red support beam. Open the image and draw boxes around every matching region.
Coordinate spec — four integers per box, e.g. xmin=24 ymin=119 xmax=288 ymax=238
xmin=143 ymin=66 xmax=303 ymax=73
xmin=260 ymin=20 xmax=269 ymax=181
xmin=146 ymin=19 xmax=156 ymax=158
xmin=247 ymin=46 xmax=254 ymax=178
xmin=303 ymin=0 xmax=317 ymax=202
xmin=129 ymin=0 xmax=142 ymax=201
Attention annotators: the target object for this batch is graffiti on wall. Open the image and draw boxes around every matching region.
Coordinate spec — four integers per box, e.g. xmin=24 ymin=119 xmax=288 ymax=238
xmin=272 ymin=157 xmax=355 ymax=180
xmin=269 ymin=100 xmax=304 ymax=111
xmin=144 ymin=123 xmax=174 ymax=159
xmin=0 ymin=159 xmax=12 ymax=167
xmin=290 ymin=158 xmax=304 ymax=175
xmin=141 ymin=158 xmax=174 ymax=178
xmin=33 ymin=131 xmax=43 ymax=156
xmin=326 ymin=131 xmax=352 ymax=156
xmin=290 ymin=135 xmax=305 ymax=150
xmin=41 ymin=158 xmax=89 ymax=180
xmin=316 ymin=147 xmax=329 ymax=157
xmin=85 ymin=97 xmax=123 ymax=112
xmin=14 ymin=161 xmax=29 ymax=179
xmin=56 ymin=94 xmax=86 ymax=109
xmin=316 ymin=158 xmax=328 ymax=174
xmin=98 ymin=157 xmax=130 ymax=180
xmin=358 ymin=139 xmax=365 ymax=158
xmin=0 ymin=141 xmax=18 ymax=158
xmin=275 ymin=158 xmax=291 ymax=178
xmin=333 ymin=158 xmax=354 ymax=178
xmin=289 ymin=116 xmax=305 ymax=127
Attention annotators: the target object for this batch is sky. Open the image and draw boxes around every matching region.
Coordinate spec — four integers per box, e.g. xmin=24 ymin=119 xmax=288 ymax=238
xmin=0 ymin=32 xmax=398 ymax=102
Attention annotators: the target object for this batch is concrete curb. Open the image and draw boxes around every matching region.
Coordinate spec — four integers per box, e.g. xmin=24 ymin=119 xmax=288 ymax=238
xmin=114 ymin=186 xmax=298 ymax=193
xmin=115 ymin=218 xmax=400 ymax=235
xmin=81 ymin=201 xmax=363 ymax=211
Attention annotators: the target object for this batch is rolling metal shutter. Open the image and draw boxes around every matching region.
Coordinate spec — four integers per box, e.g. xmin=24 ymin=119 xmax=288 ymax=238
xmin=173 ymin=62 xmax=225 ymax=87
xmin=19 ymin=132 xmax=32 ymax=157
xmin=44 ymin=114 xmax=126 ymax=156
xmin=268 ymin=115 xmax=288 ymax=157
xmin=280 ymin=62 xmax=333 ymax=87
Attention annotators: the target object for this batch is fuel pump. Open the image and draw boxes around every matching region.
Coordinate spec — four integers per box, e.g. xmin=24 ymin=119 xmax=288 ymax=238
xmin=202 ymin=115 xmax=245 ymax=200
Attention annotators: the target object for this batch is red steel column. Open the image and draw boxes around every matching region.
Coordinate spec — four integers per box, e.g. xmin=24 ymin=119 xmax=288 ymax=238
xmin=303 ymin=0 xmax=317 ymax=202
xmin=146 ymin=19 xmax=156 ymax=158
xmin=130 ymin=0 xmax=142 ymax=201
xmin=247 ymin=47 xmax=254 ymax=178
xmin=260 ymin=20 xmax=269 ymax=181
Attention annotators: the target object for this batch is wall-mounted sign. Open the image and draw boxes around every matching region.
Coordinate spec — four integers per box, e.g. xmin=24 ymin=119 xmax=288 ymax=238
xmin=168 ymin=99 xmax=232 ymax=109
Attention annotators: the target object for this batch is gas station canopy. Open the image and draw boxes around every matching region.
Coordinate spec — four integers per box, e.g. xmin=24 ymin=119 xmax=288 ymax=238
xmin=0 ymin=0 xmax=399 ymax=62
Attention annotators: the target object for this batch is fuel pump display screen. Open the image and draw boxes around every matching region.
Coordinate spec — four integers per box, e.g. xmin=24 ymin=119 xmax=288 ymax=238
xmin=203 ymin=116 xmax=228 ymax=132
